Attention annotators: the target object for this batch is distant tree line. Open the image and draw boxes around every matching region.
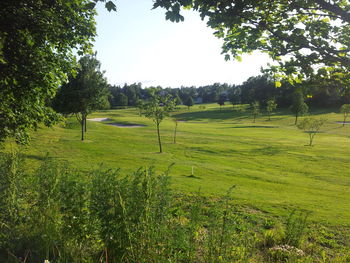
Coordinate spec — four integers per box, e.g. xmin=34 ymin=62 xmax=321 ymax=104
xmin=108 ymin=75 xmax=350 ymax=109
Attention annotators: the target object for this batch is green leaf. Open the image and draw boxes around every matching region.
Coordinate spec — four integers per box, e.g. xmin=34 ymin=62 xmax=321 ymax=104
xmin=105 ymin=1 xmax=117 ymax=12
xmin=85 ymin=2 xmax=96 ymax=10
xmin=235 ymin=55 xmax=242 ymax=62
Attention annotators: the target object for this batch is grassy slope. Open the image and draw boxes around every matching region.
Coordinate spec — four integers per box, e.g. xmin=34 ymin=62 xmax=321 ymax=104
xmin=17 ymin=104 xmax=350 ymax=228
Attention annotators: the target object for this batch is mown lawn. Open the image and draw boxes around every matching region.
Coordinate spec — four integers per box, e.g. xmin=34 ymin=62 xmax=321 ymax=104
xmin=15 ymin=104 xmax=350 ymax=228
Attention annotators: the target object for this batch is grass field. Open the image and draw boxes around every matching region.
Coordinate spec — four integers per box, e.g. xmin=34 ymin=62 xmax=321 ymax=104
xmin=14 ymin=104 xmax=350 ymax=229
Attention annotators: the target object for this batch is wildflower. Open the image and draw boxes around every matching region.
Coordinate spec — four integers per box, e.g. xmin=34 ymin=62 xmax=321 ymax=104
xmin=270 ymin=244 xmax=305 ymax=256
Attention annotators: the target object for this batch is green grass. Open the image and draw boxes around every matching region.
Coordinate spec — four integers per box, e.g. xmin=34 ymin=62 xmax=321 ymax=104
xmin=12 ymin=104 xmax=350 ymax=229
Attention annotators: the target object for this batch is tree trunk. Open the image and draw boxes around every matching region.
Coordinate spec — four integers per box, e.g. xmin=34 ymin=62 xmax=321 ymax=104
xmin=253 ymin=114 xmax=256 ymax=123
xmin=173 ymin=121 xmax=178 ymax=144
xmin=84 ymin=115 xmax=87 ymax=132
xmin=268 ymin=112 xmax=271 ymax=121
xmin=295 ymin=113 xmax=298 ymax=125
xmin=156 ymin=123 xmax=162 ymax=153
xmin=81 ymin=117 xmax=85 ymax=141
xmin=309 ymin=133 xmax=315 ymax=146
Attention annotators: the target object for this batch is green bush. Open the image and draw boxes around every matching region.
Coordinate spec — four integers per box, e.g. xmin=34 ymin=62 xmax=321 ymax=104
xmin=283 ymin=210 xmax=309 ymax=247
xmin=0 ymin=154 xmax=255 ymax=262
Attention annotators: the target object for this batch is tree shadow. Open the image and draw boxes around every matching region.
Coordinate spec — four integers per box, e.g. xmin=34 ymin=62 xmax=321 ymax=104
xmin=104 ymin=120 xmax=147 ymax=127
xmin=190 ymin=145 xmax=282 ymax=156
xmin=250 ymin=146 xmax=283 ymax=156
xmin=182 ymin=174 xmax=202 ymax=179
xmin=22 ymin=154 xmax=48 ymax=161
xmin=172 ymin=107 xmax=339 ymax=122
xmin=222 ymin=125 xmax=279 ymax=129
xmin=172 ymin=109 xmax=249 ymax=121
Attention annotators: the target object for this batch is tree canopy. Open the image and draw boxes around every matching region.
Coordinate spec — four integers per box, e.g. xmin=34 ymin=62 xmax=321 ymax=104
xmin=340 ymin=104 xmax=350 ymax=126
xmin=217 ymin=93 xmax=226 ymax=108
xmin=251 ymin=101 xmax=260 ymax=123
xmin=184 ymin=95 xmax=194 ymax=109
xmin=297 ymin=117 xmax=326 ymax=146
xmin=154 ymin=0 xmax=350 ymax=86
xmin=266 ymin=99 xmax=277 ymax=121
xmin=53 ymin=55 xmax=110 ymax=140
xmin=290 ymin=91 xmax=309 ymax=125
xmin=139 ymin=88 xmax=175 ymax=153
xmin=0 ymin=0 xmax=115 ymax=143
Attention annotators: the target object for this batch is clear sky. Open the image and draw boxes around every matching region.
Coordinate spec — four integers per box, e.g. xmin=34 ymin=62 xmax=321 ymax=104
xmin=93 ymin=1 xmax=272 ymax=88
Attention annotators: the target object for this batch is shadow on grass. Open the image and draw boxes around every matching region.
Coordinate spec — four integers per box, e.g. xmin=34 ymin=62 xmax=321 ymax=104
xmin=172 ymin=107 xmax=338 ymax=122
xmin=223 ymin=125 xmax=279 ymax=129
xmin=252 ymin=146 xmax=283 ymax=155
xmin=190 ymin=145 xmax=282 ymax=156
xmin=236 ymin=173 xmax=286 ymax=185
xmin=23 ymin=154 xmax=48 ymax=161
xmin=308 ymin=107 xmax=338 ymax=115
xmin=104 ymin=120 xmax=147 ymax=127
xmin=172 ymin=109 xmax=249 ymax=121
xmin=190 ymin=147 xmax=219 ymax=155
xmin=182 ymin=174 xmax=202 ymax=179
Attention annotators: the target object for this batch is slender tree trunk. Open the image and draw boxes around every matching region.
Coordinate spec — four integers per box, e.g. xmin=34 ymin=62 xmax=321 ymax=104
xmin=81 ymin=117 xmax=85 ymax=141
xmin=295 ymin=113 xmax=298 ymax=125
xmin=156 ymin=123 xmax=162 ymax=153
xmin=253 ymin=114 xmax=256 ymax=123
xmin=104 ymin=248 xmax=108 ymax=263
xmin=268 ymin=111 xmax=271 ymax=121
xmin=173 ymin=121 xmax=178 ymax=144
xmin=84 ymin=115 xmax=87 ymax=132
xmin=309 ymin=133 xmax=315 ymax=146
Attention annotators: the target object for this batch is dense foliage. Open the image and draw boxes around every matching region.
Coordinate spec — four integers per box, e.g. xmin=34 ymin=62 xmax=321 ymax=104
xmin=108 ymin=75 xmax=350 ymax=112
xmin=0 ymin=0 xmax=116 ymax=144
xmin=0 ymin=0 xmax=88 ymax=143
xmin=53 ymin=55 xmax=110 ymax=140
xmin=109 ymin=83 xmax=143 ymax=107
xmin=1 ymin=153 xmax=349 ymax=263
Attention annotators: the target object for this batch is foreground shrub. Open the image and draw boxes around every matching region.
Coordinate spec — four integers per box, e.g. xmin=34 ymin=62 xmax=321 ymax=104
xmin=0 ymin=154 xmax=253 ymax=262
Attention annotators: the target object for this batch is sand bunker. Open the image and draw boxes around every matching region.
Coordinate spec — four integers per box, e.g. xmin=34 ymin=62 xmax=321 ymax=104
xmin=335 ymin=121 xmax=350 ymax=125
xmin=87 ymin=118 xmax=110 ymax=122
